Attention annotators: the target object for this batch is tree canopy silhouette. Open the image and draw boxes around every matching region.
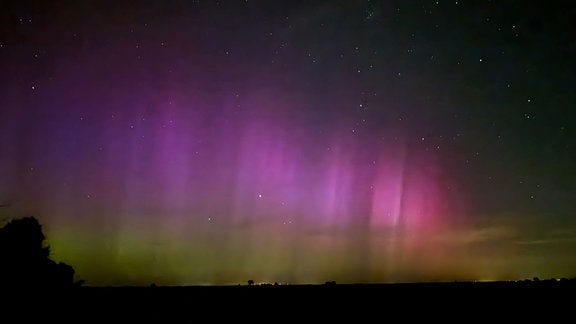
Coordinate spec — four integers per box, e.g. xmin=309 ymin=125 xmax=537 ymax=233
xmin=0 ymin=216 xmax=75 ymax=288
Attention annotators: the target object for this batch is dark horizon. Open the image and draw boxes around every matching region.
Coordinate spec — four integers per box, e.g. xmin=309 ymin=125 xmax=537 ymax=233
xmin=77 ymin=277 xmax=576 ymax=288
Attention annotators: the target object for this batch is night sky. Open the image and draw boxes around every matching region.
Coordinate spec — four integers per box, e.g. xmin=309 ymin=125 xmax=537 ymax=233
xmin=1 ymin=0 xmax=575 ymax=286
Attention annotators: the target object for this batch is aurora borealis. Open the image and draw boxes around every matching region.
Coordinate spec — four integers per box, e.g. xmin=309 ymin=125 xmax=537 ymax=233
xmin=1 ymin=1 xmax=575 ymax=286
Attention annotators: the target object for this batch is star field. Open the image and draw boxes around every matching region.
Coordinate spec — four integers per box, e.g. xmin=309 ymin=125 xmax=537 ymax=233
xmin=0 ymin=1 xmax=575 ymax=285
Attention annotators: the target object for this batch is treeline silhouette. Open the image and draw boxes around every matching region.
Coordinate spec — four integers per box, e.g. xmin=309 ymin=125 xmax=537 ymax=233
xmin=0 ymin=216 xmax=76 ymax=288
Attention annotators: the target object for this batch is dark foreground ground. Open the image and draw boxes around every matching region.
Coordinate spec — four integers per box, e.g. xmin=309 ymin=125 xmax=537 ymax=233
xmin=5 ymin=280 xmax=574 ymax=318
xmin=74 ymin=280 xmax=576 ymax=305
xmin=75 ymin=278 xmax=576 ymax=296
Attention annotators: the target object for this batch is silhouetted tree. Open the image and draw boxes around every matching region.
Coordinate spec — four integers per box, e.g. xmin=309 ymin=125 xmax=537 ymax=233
xmin=247 ymin=279 xmax=254 ymax=286
xmin=0 ymin=216 xmax=76 ymax=288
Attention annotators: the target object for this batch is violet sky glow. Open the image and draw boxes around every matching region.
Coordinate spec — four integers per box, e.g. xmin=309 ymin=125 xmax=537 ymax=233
xmin=1 ymin=1 xmax=575 ymax=286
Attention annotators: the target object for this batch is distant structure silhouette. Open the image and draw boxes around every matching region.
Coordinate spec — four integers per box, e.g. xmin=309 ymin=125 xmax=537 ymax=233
xmin=0 ymin=216 xmax=76 ymax=288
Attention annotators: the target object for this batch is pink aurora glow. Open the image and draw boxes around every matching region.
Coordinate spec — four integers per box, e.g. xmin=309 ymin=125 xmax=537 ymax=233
xmin=2 ymin=54 xmax=462 ymax=285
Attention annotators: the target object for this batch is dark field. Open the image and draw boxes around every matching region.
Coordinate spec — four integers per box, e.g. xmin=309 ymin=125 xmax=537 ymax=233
xmin=70 ymin=280 xmax=575 ymax=304
xmin=5 ymin=280 xmax=573 ymax=319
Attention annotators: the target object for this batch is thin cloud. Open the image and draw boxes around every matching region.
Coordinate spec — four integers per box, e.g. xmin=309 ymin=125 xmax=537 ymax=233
xmin=433 ymin=225 xmax=516 ymax=245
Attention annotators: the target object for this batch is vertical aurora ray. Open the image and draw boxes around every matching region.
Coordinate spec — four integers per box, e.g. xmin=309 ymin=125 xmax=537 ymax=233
xmin=6 ymin=1 xmax=572 ymax=286
xmin=13 ymin=100 xmax=461 ymax=285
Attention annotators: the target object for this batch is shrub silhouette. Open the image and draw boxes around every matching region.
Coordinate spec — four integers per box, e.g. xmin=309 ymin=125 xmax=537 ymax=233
xmin=0 ymin=216 xmax=75 ymax=288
